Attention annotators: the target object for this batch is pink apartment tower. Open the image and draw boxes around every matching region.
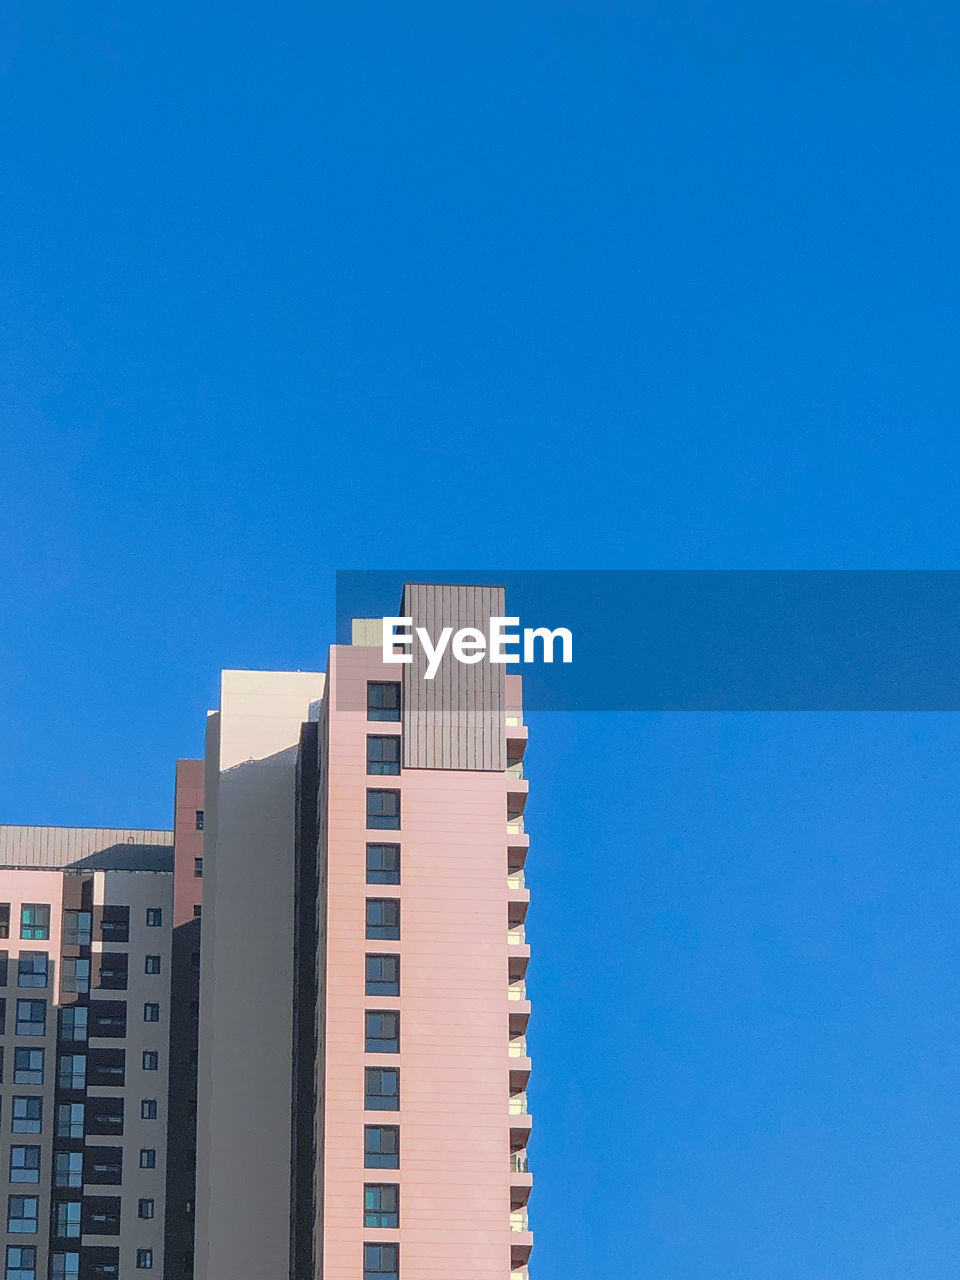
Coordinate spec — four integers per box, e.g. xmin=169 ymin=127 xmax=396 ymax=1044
xmin=195 ymin=584 xmax=533 ymax=1280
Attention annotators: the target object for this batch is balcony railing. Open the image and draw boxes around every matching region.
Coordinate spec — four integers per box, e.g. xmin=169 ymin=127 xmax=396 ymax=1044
xmin=510 ymin=1270 xmax=530 ymax=1280
xmin=508 ymin=1094 xmax=528 ymax=1115
xmin=508 ymin=982 xmax=527 ymax=1001
xmin=510 ymin=1209 xmax=529 ymax=1232
xmin=508 ymin=1037 xmax=527 ymax=1058
xmin=507 ymin=927 xmax=526 ymax=946
xmin=507 ymin=870 xmax=526 ymax=890
xmin=510 ymin=1151 xmax=529 ymax=1174
xmin=507 ymin=819 xmax=524 ymax=835
xmin=506 ymin=762 xmax=524 ymax=780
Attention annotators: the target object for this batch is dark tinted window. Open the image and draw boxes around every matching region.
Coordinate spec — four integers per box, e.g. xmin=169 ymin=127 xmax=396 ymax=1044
xmin=364 ymin=1067 xmax=399 ymax=1111
xmin=365 ymin=1011 xmax=399 ymax=1054
xmin=365 ymin=900 xmax=400 ymax=941
xmin=367 ymin=736 xmax=401 ymax=775
xmin=365 ymin=955 xmax=399 ymax=997
xmin=364 ymin=1126 xmax=399 ymax=1168
xmin=366 ymin=790 xmax=400 ymax=830
xmin=100 ymin=906 xmax=129 ymax=943
xmin=364 ymin=1184 xmax=399 ymax=1228
xmin=365 ymin=845 xmax=400 ymax=885
xmin=98 ymin=953 xmax=128 ymax=990
xmin=367 ymin=682 xmax=401 ymax=721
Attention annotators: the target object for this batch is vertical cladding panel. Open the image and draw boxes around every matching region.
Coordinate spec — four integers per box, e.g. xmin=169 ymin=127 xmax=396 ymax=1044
xmin=401 ymin=583 xmax=506 ymax=771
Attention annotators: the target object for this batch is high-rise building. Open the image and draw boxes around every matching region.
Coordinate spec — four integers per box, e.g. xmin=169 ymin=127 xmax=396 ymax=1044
xmin=197 ymin=583 xmax=533 ymax=1280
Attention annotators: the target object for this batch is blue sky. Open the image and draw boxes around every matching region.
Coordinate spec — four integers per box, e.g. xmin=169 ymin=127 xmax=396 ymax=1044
xmin=2 ymin=2 xmax=960 ymax=1275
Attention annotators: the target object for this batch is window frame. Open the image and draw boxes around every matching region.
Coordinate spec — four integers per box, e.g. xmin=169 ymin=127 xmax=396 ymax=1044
xmin=365 ymin=899 xmax=400 ymax=941
xmin=365 ymin=844 xmax=400 ymax=885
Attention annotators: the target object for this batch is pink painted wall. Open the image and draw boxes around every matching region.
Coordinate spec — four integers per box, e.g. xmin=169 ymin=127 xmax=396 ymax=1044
xmin=321 ymin=644 xmax=519 ymax=1278
xmin=1 ymin=869 xmax=66 ymax=1000
xmin=173 ymin=758 xmax=204 ymax=927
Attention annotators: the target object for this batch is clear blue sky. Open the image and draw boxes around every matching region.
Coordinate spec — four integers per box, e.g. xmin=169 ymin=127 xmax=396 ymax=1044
xmin=2 ymin=3 xmax=960 ymax=1275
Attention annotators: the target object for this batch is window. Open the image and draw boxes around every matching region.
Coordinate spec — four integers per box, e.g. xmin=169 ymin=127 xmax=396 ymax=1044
xmin=367 ymin=735 xmax=401 ymax=776
xmin=367 ymin=681 xmax=401 ymax=721
xmin=145 ymin=908 xmax=163 ymax=928
xmin=365 ymin=1011 xmax=400 ymax=1054
xmin=142 ymin=1051 xmax=159 ymax=1071
xmin=14 ymin=1000 xmax=45 ymax=1037
xmin=54 ymin=1152 xmax=83 ymax=1189
xmin=7 ymin=1197 xmax=38 ymax=1234
xmin=55 ymin=1104 xmax=83 ymax=1138
xmin=364 ymin=1125 xmax=399 ymax=1169
xmin=194 ymin=857 xmax=203 ymax=877
xmin=0 ymin=906 xmax=8 ymax=940
xmin=143 ymin=1003 xmax=160 ymax=1023
xmin=365 ymin=900 xmax=400 ymax=941
xmin=4 ymin=1245 xmax=36 ymax=1280
xmin=89 ymin=1001 xmax=127 ymax=1038
xmin=13 ymin=1050 xmax=43 ymax=1086
xmin=19 ymin=907 xmax=49 ymax=942
xmin=85 ymin=1097 xmax=123 ymax=1136
xmin=81 ymin=1198 xmax=120 ymax=1236
xmin=138 ymin=1199 xmax=155 ymax=1220
xmin=8 ymin=1150 xmax=39 ymax=1185
xmin=144 ymin=955 xmax=161 ymax=975
xmin=84 ymin=1148 xmax=122 ymax=1184
xmin=0 ymin=950 xmax=7 ymax=984
xmin=136 ymin=1251 xmax=153 ymax=1270
xmin=88 ymin=1049 xmax=125 ymax=1087
xmin=58 ymin=1055 xmax=86 ymax=1090
xmin=52 ymin=1202 xmax=80 ymax=1238
xmin=50 ymin=1254 xmax=79 ymax=1280
xmin=16 ymin=954 xmax=46 ymax=989
xmin=100 ymin=905 xmax=129 ymax=942
xmin=60 ymin=1005 xmax=86 ymax=1043
xmin=140 ymin=1098 xmax=157 ymax=1120
xmin=365 ymin=954 xmax=400 ymax=996
xmin=364 ymin=1243 xmax=399 ymax=1280
xmin=193 ymin=904 xmax=202 ymax=918
xmin=61 ymin=958 xmax=90 ymax=995
xmin=366 ymin=790 xmax=400 ymax=830
xmin=195 ymin=810 xmax=204 ymax=830
xmin=11 ymin=1098 xmax=42 ymax=1134
xmin=0 ymin=998 xmax=5 ymax=1034
xmin=62 ymin=911 xmax=92 ymax=947
xmin=364 ymin=1184 xmax=399 ymax=1228
xmin=366 ymin=844 xmax=400 ymax=885
xmin=139 ymin=1148 xmax=156 ymax=1169
xmin=98 ymin=953 xmax=128 ymax=990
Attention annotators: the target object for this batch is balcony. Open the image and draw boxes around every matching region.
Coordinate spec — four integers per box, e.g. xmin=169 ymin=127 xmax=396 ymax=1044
xmin=510 ymin=1151 xmax=529 ymax=1174
xmin=509 ymin=950 xmax=528 ymax=984
xmin=510 ymin=1268 xmax=530 ymax=1280
xmin=506 ymin=869 xmax=526 ymax=891
xmin=507 ymin=1036 xmax=528 ymax=1059
xmin=511 ymin=1240 xmax=533 ymax=1269
xmin=510 ymin=1114 xmax=533 ymax=1152
xmin=510 ymin=1208 xmax=529 ymax=1232
xmin=510 ymin=1060 xmax=530 ymax=1094
xmin=507 ymin=926 xmax=526 ymax=947
xmin=507 ymin=818 xmax=524 ymax=836
xmin=507 ymin=779 xmax=528 ymax=823
xmin=508 ymin=1093 xmax=528 ymax=1116
xmin=508 ymin=980 xmax=527 ymax=1001
xmin=508 ymin=897 xmax=528 ymax=930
